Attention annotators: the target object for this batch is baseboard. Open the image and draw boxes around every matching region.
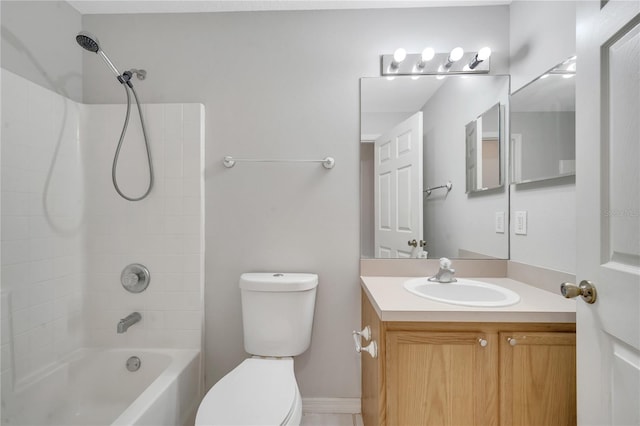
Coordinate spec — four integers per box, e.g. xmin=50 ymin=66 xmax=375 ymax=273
xmin=302 ymin=398 xmax=361 ymax=414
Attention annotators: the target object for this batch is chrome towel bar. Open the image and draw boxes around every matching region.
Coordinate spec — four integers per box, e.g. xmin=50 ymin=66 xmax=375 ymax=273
xmin=425 ymin=181 xmax=452 ymax=196
xmin=223 ymin=156 xmax=335 ymax=169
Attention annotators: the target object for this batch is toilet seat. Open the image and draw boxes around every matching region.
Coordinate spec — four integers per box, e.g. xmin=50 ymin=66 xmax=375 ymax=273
xmin=195 ymin=357 xmax=299 ymax=426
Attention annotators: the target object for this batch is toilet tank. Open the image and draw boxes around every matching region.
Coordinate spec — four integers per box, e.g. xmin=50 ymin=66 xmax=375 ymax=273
xmin=240 ymin=273 xmax=318 ymax=357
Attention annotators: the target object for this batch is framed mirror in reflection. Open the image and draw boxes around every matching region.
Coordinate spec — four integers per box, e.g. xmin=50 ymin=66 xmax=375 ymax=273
xmin=466 ymin=102 xmax=502 ymax=193
xmin=510 ymin=57 xmax=576 ymax=184
xmin=361 ymin=75 xmax=510 ymax=260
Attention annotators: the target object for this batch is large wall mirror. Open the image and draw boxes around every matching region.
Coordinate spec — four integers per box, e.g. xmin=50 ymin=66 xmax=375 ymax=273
xmin=361 ymin=75 xmax=510 ymax=260
xmin=510 ymin=57 xmax=576 ymax=183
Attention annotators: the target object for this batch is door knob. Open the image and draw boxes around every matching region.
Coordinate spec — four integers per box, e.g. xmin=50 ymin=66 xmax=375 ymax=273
xmin=408 ymin=239 xmax=418 ymax=247
xmin=560 ymin=280 xmax=597 ymax=304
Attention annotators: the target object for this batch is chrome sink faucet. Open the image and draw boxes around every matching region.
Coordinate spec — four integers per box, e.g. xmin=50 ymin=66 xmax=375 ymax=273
xmin=117 ymin=312 xmax=142 ymax=333
xmin=428 ymin=257 xmax=457 ymax=283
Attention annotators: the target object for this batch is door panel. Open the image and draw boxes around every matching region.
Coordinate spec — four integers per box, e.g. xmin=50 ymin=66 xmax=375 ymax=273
xmin=374 ymin=112 xmax=423 ymax=258
xmin=576 ymin=2 xmax=640 ymax=424
xmin=386 ymin=331 xmax=498 ymax=426
xmin=499 ymin=332 xmax=576 ymax=426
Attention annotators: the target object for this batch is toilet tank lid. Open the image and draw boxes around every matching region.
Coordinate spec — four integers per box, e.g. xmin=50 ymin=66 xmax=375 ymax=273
xmin=240 ymin=273 xmax=318 ymax=292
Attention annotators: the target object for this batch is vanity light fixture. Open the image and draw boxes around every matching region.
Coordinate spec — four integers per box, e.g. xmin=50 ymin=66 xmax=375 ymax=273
xmin=389 ymin=48 xmax=407 ymax=71
xmin=547 ymin=56 xmax=577 ymax=78
xmin=415 ymin=47 xmax=435 ymax=70
xmin=445 ymin=47 xmax=464 ymax=68
xmin=468 ymin=47 xmax=492 ymax=70
xmin=380 ymin=46 xmax=491 ymax=76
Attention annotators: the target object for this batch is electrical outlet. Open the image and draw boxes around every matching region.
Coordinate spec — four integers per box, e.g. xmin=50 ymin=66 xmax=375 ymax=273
xmin=515 ymin=211 xmax=528 ymax=235
xmin=495 ymin=212 xmax=505 ymax=233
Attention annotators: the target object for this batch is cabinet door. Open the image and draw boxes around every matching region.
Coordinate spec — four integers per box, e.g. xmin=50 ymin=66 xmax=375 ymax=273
xmin=500 ymin=332 xmax=576 ymax=426
xmin=386 ymin=331 xmax=498 ymax=426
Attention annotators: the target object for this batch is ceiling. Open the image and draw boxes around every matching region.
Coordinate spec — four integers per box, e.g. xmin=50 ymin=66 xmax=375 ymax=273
xmin=67 ymin=0 xmax=510 ymax=15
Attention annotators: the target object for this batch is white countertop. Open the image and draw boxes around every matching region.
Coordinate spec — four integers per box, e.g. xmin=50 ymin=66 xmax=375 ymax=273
xmin=361 ymin=276 xmax=576 ymax=323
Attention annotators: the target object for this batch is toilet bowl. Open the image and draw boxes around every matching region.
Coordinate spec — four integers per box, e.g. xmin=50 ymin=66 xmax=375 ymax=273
xmin=195 ymin=273 xmax=318 ymax=426
xmin=195 ymin=358 xmax=302 ymax=426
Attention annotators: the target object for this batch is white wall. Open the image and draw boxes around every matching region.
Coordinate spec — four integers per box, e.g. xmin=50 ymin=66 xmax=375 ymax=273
xmin=509 ymin=1 xmax=577 ymax=273
xmin=82 ymin=103 xmax=204 ymax=349
xmin=422 ymin=76 xmax=510 ymax=259
xmin=509 ymin=1 xmax=577 ymax=93
xmin=1 ymin=69 xmax=86 ymax=392
xmin=0 ymin=1 xmax=83 ymax=102
xmin=81 ymin=5 xmax=510 ymax=397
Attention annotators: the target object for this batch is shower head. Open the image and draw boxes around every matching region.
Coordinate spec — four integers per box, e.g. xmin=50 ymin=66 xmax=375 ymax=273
xmin=76 ymin=31 xmax=124 ymax=82
xmin=76 ymin=31 xmax=100 ymax=53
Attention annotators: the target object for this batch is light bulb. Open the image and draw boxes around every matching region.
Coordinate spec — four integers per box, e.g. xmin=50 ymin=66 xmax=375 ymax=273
xmin=421 ymin=47 xmax=435 ymax=62
xmin=477 ymin=47 xmax=492 ymax=61
xmin=393 ymin=48 xmax=407 ymax=63
xmin=449 ymin=47 xmax=464 ymax=62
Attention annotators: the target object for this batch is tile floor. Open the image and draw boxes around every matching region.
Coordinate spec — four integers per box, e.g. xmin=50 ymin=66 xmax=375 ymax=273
xmin=300 ymin=413 xmax=363 ymax=426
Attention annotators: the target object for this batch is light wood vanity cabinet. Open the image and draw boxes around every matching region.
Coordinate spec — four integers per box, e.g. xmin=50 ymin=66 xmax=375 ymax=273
xmin=361 ymin=291 xmax=576 ymax=426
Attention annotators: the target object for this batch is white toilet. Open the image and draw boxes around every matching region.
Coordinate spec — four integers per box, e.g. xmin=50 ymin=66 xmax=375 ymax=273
xmin=195 ymin=272 xmax=319 ymax=426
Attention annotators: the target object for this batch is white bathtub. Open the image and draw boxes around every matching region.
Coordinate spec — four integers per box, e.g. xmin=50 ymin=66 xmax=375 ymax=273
xmin=2 ymin=348 xmax=201 ymax=426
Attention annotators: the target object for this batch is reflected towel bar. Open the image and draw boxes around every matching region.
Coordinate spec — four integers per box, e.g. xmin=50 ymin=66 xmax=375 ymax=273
xmin=425 ymin=181 xmax=452 ymax=196
xmin=223 ymin=156 xmax=335 ymax=169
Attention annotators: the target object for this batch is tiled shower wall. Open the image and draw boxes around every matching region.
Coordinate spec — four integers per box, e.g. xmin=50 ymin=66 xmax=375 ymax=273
xmin=82 ymin=102 xmax=204 ymax=348
xmin=1 ymin=69 xmax=204 ymax=392
xmin=1 ymin=69 xmax=86 ymax=389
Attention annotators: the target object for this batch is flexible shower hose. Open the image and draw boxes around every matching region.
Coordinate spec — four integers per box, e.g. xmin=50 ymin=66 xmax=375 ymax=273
xmin=113 ymin=82 xmax=154 ymax=201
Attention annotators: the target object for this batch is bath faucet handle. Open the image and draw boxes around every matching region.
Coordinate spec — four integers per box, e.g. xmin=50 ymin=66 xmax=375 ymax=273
xmin=439 ymin=257 xmax=453 ymax=269
xmin=122 ymin=272 xmax=140 ymax=287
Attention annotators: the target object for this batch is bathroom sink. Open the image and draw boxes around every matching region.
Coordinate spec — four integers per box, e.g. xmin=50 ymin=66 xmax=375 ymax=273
xmin=404 ymin=278 xmax=520 ymax=307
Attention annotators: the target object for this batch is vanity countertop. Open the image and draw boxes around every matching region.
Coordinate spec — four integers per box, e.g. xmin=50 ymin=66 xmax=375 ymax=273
xmin=361 ymin=276 xmax=576 ymax=323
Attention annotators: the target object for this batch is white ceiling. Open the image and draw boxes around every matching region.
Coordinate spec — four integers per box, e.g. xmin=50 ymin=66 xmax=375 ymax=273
xmin=67 ymin=0 xmax=510 ymax=15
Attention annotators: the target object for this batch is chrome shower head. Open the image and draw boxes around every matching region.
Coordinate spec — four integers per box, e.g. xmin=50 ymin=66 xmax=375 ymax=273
xmin=76 ymin=31 xmax=123 ymax=81
xmin=76 ymin=31 xmax=100 ymax=53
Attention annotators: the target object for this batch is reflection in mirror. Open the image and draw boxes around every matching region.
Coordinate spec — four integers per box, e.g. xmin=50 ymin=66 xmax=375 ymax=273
xmin=510 ymin=57 xmax=576 ymax=183
xmin=361 ymin=75 xmax=509 ymax=260
xmin=466 ymin=103 xmax=502 ymax=193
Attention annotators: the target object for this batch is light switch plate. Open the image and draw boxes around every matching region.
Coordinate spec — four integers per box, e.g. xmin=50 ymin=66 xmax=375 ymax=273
xmin=495 ymin=212 xmax=505 ymax=233
xmin=515 ymin=211 xmax=527 ymax=235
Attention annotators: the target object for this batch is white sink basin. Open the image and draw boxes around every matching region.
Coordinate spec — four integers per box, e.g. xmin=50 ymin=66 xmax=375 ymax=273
xmin=404 ymin=278 xmax=521 ymax=307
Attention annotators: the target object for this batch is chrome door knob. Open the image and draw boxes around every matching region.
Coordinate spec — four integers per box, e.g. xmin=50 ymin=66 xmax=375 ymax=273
xmin=560 ymin=280 xmax=597 ymax=304
xmin=408 ymin=239 xmax=418 ymax=247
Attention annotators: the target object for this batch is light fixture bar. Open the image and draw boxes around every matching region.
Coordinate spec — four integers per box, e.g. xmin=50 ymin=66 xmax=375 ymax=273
xmin=381 ymin=51 xmax=490 ymax=76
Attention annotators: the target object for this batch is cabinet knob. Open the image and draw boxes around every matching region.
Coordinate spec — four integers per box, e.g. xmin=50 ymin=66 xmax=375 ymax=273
xmin=478 ymin=338 xmax=488 ymax=347
xmin=353 ymin=331 xmax=378 ymax=358
xmin=507 ymin=337 xmax=517 ymax=346
xmin=354 ymin=325 xmax=371 ymax=342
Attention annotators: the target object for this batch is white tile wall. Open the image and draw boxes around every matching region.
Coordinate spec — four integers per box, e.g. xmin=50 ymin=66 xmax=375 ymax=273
xmin=82 ymin=102 xmax=204 ymax=349
xmin=1 ymin=69 xmax=86 ymax=386
xmin=1 ymin=69 xmax=204 ymax=392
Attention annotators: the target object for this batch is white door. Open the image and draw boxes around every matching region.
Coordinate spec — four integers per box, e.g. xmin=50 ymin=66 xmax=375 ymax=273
xmin=374 ymin=112 xmax=423 ymax=258
xmin=576 ymin=2 xmax=640 ymax=425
